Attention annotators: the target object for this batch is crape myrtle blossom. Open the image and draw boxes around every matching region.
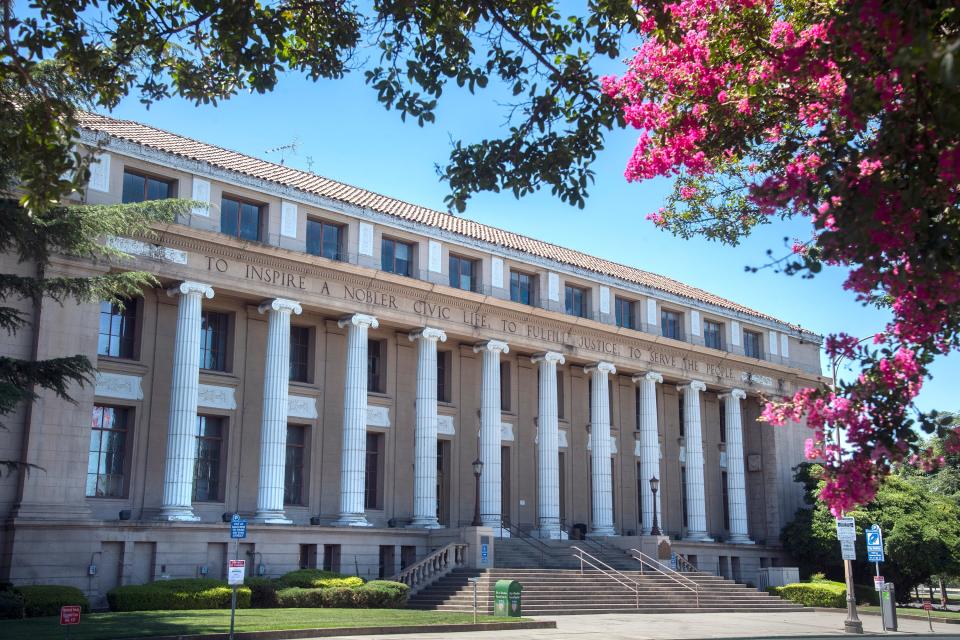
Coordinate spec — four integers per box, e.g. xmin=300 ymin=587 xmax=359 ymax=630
xmin=604 ymin=0 xmax=960 ymax=515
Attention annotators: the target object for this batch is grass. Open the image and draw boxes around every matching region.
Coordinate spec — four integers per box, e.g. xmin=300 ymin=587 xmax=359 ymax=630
xmin=0 ymin=608 xmax=524 ymax=640
xmin=860 ymin=605 xmax=960 ymax=620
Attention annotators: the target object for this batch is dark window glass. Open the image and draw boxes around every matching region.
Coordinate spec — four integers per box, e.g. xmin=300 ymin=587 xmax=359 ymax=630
xmin=678 ymin=394 xmax=685 ymax=437
xmin=449 ymin=254 xmax=478 ymax=292
xmin=122 ymin=170 xmax=172 ymax=204
xmin=615 ymin=297 xmax=635 ymax=329
xmin=307 ymin=219 xmax=344 ymax=261
xmin=367 ymin=339 xmax=385 ymax=393
xmin=500 ymin=362 xmax=511 ymax=412
xmin=289 ymin=326 xmax=311 ymax=383
xmin=381 ymin=238 xmax=413 ymax=276
xmin=86 ymin=405 xmax=130 ymax=497
xmin=98 ymin=300 xmax=137 ymax=359
xmin=721 ymin=471 xmax=730 ymax=530
xmin=719 ymin=399 xmax=727 ymax=443
xmin=365 ymin=432 xmax=383 ymax=509
xmin=557 ymin=370 xmax=565 ymax=420
xmin=220 ymin=196 xmax=262 ymax=242
xmin=200 ymin=311 xmax=229 ymax=371
xmin=704 ymin=320 xmax=723 ymax=349
xmin=437 ymin=351 xmax=451 ymax=403
xmin=193 ymin=415 xmax=224 ymax=502
xmin=661 ymin=310 xmax=682 ymax=339
xmin=285 ymin=425 xmax=306 ymax=505
xmin=744 ymin=331 xmax=763 ymax=359
xmin=564 ymin=284 xmax=588 ymax=318
xmin=510 ymin=271 xmax=534 ymax=305
xmin=681 ymin=466 xmax=688 ymax=528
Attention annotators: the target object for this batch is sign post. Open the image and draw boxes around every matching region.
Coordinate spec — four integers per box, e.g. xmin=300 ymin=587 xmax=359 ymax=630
xmin=835 ymin=516 xmax=862 ymax=634
xmin=60 ymin=605 xmax=81 ymax=640
xmin=865 ymin=524 xmax=885 ymax=629
xmin=228 ymin=513 xmax=247 ymax=640
xmin=923 ymin=600 xmax=934 ymax=632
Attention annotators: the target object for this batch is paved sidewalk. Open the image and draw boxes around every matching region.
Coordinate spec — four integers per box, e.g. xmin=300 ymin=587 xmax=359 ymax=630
xmin=329 ymin=610 xmax=957 ymax=639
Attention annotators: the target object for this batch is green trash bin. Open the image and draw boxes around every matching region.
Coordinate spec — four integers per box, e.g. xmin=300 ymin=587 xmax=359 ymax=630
xmin=494 ymin=579 xmax=522 ymax=617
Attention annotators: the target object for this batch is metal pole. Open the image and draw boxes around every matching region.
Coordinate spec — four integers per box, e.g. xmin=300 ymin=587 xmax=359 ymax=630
xmin=472 ymin=470 xmax=482 ymax=527
xmin=833 ymin=356 xmax=863 ymax=635
xmin=471 ymin=578 xmax=478 ymax=623
xmin=229 ymin=537 xmax=239 ymax=640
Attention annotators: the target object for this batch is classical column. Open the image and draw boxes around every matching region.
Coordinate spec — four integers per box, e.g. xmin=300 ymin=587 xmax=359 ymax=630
xmin=159 ymin=281 xmax=214 ymax=521
xmin=254 ymin=298 xmax=303 ymax=524
xmin=632 ymin=371 xmax=663 ymax=535
xmin=334 ymin=313 xmax=379 ymax=527
xmin=532 ymin=352 xmax=565 ymax=539
xmin=409 ymin=327 xmax=447 ymax=528
xmin=586 ymin=361 xmax=617 ymax=536
xmin=720 ymin=388 xmax=753 ymax=543
xmin=679 ymin=380 xmax=712 ymax=541
xmin=474 ymin=340 xmax=509 ymax=529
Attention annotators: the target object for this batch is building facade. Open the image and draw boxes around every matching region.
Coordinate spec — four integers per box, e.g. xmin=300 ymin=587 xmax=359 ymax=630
xmin=0 ymin=113 xmax=824 ymax=603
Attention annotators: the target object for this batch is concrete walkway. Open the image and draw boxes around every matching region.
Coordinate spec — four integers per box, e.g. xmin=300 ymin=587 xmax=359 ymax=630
xmin=328 ymin=611 xmax=957 ymax=639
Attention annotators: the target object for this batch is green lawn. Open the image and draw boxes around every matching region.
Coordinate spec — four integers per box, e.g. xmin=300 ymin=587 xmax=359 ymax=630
xmin=0 ymin=608 xmax=522 ymax=640
xmin=860 ymin=605 xmax=960 ymax=620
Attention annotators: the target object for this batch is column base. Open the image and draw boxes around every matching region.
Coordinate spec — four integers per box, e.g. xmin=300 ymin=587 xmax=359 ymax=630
xmin=683 ymin=531 xmax=714 ymax=542
xmin=157 ymin=506 xmax=199 ymax=522
xmin=587 ymin=528 xmax=617 ymax=538
xmin=254 ymin=511 xmax=292 ymax=525
xmin=532 ymin=527 xmax=565 ymax=540
xmin=407 ymin=517 xmax=443 ymax=529
xmin=333 ymin=514 xmax=372 ymax=527
xmin=727 ymin=535 xmax=755 ymax=545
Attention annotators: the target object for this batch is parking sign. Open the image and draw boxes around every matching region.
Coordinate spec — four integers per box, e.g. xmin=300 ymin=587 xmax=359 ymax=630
xmin=866 ymin=524 xmax=884 ymax=563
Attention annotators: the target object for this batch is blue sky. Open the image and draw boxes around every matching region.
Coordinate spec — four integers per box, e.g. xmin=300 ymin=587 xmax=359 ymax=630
xmin=105 ymin=66 xmax=957 ymax=414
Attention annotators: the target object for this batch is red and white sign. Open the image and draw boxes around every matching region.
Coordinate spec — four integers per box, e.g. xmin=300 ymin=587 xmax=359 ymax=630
xmin=60 ymin=605 xmax=81 ymax=625
xmin=923 ymin=601 xmax=933 ymax=611
xmin=873 ymin=575 xmax=885 ymax=590
xmin=228 ymin=559 xmax=246 ymax=586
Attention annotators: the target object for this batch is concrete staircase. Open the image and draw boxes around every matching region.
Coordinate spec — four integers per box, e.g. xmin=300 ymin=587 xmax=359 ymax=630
xmin=407 ymin=567 xmax=807 ymax=615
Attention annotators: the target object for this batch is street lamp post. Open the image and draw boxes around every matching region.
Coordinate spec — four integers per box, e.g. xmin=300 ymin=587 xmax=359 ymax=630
xmin=649 ymin=476 xmax=661 ymax=536
xmin=471 ymin=458 xmax=483 ymax=527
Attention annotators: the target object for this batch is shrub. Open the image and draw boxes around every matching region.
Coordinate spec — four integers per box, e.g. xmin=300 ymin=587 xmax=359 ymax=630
xmin=356 ymin=581 xmax=409 ymax=608
xmin=16 ymin=585 xmax=89 ymax=618
xmin=0 ymin=590 xmax=25 ymax=619
xmin=275 ymin=587 xmax=325 ymax=608
xmin=245 ymin=577 xmax=278 ymax=608
xmin=774 ymin=581 xmax=847 ymax=608
xmin=107 ymin=578 xmax=251 ymax=612
xmin=810 ymin=572 xmax=828 ymax=582
xmin=320 ymin=587 xmax=358 ymax=608
xmin=276 ymin=569 xmax=363 ymax=589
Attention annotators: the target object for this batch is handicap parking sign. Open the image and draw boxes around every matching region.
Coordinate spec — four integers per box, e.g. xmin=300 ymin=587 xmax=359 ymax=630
xmin=866 ymin=524 xmax=884 ymax=563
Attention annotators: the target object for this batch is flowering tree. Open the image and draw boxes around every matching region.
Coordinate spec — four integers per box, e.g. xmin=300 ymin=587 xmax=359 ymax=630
xmin=602 ymin=0 xmax=960 ymax=514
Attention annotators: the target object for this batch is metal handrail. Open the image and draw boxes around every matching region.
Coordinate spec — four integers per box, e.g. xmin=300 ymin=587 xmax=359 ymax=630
xmin=628 ymin=548 xmax=700 ymax=607
xmin=571 ymin=546 xmax=641 ymax=608
xmin=501 ymin=523 xmax=573 ymax=566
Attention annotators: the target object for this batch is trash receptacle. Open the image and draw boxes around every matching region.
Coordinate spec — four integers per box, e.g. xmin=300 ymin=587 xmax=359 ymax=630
xmin=494 ymin=579 xmax=522 ymax=617
xmin=880 ymin=583 xmax=897 ymax=631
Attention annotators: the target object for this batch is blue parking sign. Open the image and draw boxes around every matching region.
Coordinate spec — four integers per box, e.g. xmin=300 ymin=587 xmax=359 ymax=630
xmin=230 ymin=513 xmax=247 ymax=539
xmin=866 ymin=524 xmax=883 ymax=562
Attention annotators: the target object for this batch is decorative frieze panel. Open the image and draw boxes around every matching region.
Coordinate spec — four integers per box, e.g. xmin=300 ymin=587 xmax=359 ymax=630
xmin=280 ymin=201 xmax=298 ymax=238
xmin=428 ymin=240 xmax=442 ymax=273
xmin=87 ymin=152 xmax=110 ymax=193
xmin=358 ymin=222 xmax=374 ymax=256
xmin=197 ymin=384 xmax=236 ymax=410
xmin=107 ymin=236 xmax=188 ymax=265
xmin=287 ymin=395 xmax=318 ymax=419
xmin=95 ymin=372 xmax=143 ymax=400
xmin=367 ymin=405 xmax=390 ymax=427
xmin=500 ymin=422 xmax=514 ymax=442
xmin=192 ymin=178 xmax=211 ymax=217
xmin=558 ymin=429 xmax=568 ymax=449
xmin=491 ymin=257 xmax=504 ymax=289
xmin=438 ymin=415 xmax=456 ymax=436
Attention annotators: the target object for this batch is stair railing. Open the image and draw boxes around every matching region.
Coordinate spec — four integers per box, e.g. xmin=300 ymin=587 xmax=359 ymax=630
xmin=391 ymin=542 xmax=468 ymax=595
xmin=501 ymin=524 xmax=572 ymax=567
xmin=674 ymin=552 xmax=699 ymax=573
xmin=570 ymin=545 xmax=641 ymax=608
xmin=628 ymin=548 xmax=701 ymax=607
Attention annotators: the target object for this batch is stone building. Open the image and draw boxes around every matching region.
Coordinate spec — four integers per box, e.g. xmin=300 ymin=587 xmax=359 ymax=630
xmin=0 ymin=113 xmax=823 ymax=603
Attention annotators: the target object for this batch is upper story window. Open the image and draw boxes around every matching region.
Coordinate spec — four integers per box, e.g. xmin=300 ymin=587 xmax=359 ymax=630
xmin=122 ymin=169 xmax=174 ymax=203
xmin=194 ymin=415 xmax=225 ymax=502
xmin=367 ymin=339 xmax=386 ymax=393
xmin=661 ymin=309 xmax=683 ymax=340
xmin=289 ymin=326 xmax=311 ymax=383
xmin=381 ymin=237 xmax=413 ymax=276
xmin=437 ymin=351 xmax=452 ymax=403
xmin=98 ymin=299 xmax=137 ymax=359
xmin=744 ymin=330 xmax=763 ymax=359
xmin=200 ymin=310 xmax=230 ymax=372
xmin=307 ymin=219 xmax=345 ymax=261
xmin=449 ymin=254 xmax=479 ymax=292
xmin=221 ymin=195 xmax=263 ymax=242
xmin=510 ymin=270 xmax=536 ymax=305
xmin=564 ymin=284 xmax=589 ymax=318
xmin=615 ymin=297 xmax=635 ymax=329
xmin=500 ymin=362 xmax=511 ymax=412
xmin=285 ymin=425 xmax=307 ymax=506
xmin=704 ymin=319 xmax=723 ymax=350
xmin=86 ymin=405 xmax=131 ymax=498
xmin=719 ymin=399 xmax=727 ymax=443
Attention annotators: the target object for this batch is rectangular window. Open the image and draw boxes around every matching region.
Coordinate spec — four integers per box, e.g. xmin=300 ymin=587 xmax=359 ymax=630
xmin=367 ymin=339 xmax=385 ymax=393
xmin=289 ymin=326 xmax=311 ymax=383
xmin=193 ymin=415 xmax=225 ymax=502
xmin=721 ymin=471 xmax=730 ymax=530
xmin=98 ymin=299 xmax=137 ymax=359
xmin=381 ymin=237 xmax=413 ymax=276
xmin=122 ymin=170 xmax=173 ymax=204
xmin=509 ymin=271 xmax=535 ymax=305
xmin=681 ymin=466 xmax=688 ymax=529
xmin=719 ymin=399 xmax=727 ymax=443
xmin=564 ymin=284 xmax=588 ymax=318
xmin=500 ymin=361 xmax=511 ymax=412
xmin=557 ymin=370 xmax=565 ymax=420
xmin=449 ymin=254 xmax=479 ymax=292
xmin=323 ymin=544 xmax=341 ymax=573
xmin=200 ymin=310 xmax=229 ymax=371
xmin=704 ymin=320 xmax=723 ymax=349
xmin=365 ymin=432 xmax=384 ymax=509
xmin=678 ymin=394 xmax=685 ymax=437
xmin=661 ymin=309 xmax=682 ymax=340
xmin=615 ymin=297 xmax=635 ymax=329
xmin=285 ymin=425 xmax=306 ymax=505
xmin=437 ymin=351 xmax=451 ymax=403
xmin=744 ymin=330 xmax=763 ymax=359
xmin=307 ymin=219 xmax=345 ymax=261
xmin=220 ymin=196 xmax=262 ymax=242
xmin=86 ymin=405 xmax=130 ymax=497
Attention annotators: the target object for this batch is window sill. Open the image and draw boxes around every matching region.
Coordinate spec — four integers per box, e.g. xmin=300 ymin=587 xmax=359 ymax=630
xmin=96 ymin=357 xmax=148 ymax=375
xmin=289 ymin=381 xmax=318 ymax=391
xmin=199 ymin=370 xmax=239 ymax=383
xmin=367 ymin=391 xmax=392 ymax=401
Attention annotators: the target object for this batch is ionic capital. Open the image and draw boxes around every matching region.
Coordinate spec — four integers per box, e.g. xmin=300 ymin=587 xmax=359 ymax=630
xmin=338 ymin=313 xmax=379 ymax=330
xmin=258 ymin=298 xmax=303 ymax=316
xmin=409 ymin=327 xmax=447 ymax=343
xmin=632 ymin=371 xmax=663 ymax=385
xmin=584 ymin=361 xmax=616 ymax=376
xmin=531 ymin=351 xmax=565 ymax=366
xmin=473 ymin=340 xmax=509 ymax=355
xmin=167 ymin=280 xmax=214 ymax=300
xmin=677 ymin=380 xmax=707 ymax=394
xmin=719 ymin=388 xmax=747 ymax=401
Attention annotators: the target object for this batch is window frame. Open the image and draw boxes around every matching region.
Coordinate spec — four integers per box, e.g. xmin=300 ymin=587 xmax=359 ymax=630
xmin=500 ymin=361 xmax=511 ymax=412
xmin=193 ymin=415 xmax=226 ymax=503
xmin=564 ymin=283 xmax=589 ymax=318
xmin=509 ymin=270 xmax=536 ymax=306
xmin=98 ymin=298 xmax=138 ymax=359
xmin=121 ymin=168 xmax=176 ymax=204
xmin=364 ymin=431 xmax=385 ymax=509
xmin=743 ymin=330 xmax=763 ymax=359
xmin=306 ymin=218 xmax=346 ymax=261
xmin=284 ymin=424 xmax=308 ymax=506
xmin=704 ymin=319 xmax=724 ymax=350
xmin=614 ymin=296 xmax=636 ymax=329
xmin=220 ymin=194 xmax=265 ymax=242
xmin=200 ymin=310 xmax=231 ymax=372
xmin=289 ymin=325 xmax=312 ymax=384
xmin=448 ymin=253 xmax=480 ymax=292
xmin=661 ymin=308 xmax=683 ymax=340
xmin=86 ymin=404 xmax=132 ymax=498
xmin=367 ymin=339 xmax=386 ymax=394
xmin=381 ymin=236 xmax=414 ymax=277
xmin=436 ymin=350 xmax=452 ymax=403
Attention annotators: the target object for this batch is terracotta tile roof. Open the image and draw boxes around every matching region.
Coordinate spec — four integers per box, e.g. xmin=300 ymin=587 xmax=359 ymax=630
xmin=78 ymin=111 xmax=804 ymax=332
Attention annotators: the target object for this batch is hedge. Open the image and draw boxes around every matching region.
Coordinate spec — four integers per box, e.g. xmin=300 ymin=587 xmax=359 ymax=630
xmin=107 ymin=578 xmax=251 ymax=612
xmin=772 ymin=581 xmax=847 ymax=608
xmin=15 ymin=585 xmax=90 ymax=618
xmin=0 ymin=590 xmax=25 ymax=619
xmin=245 ymin=577 xmax=279 ymax=608
xmin=274 ymin=582 xmax=408 ymax=609
xmin=357 ymin=581 xmax=410 ymax=608
xmin=276 ymin=569 xmax=363 ymax=589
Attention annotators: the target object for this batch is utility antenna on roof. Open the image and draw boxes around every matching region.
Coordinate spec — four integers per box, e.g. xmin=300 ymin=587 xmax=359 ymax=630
xmin=265 ymin=138 xmax=299 ymax=165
